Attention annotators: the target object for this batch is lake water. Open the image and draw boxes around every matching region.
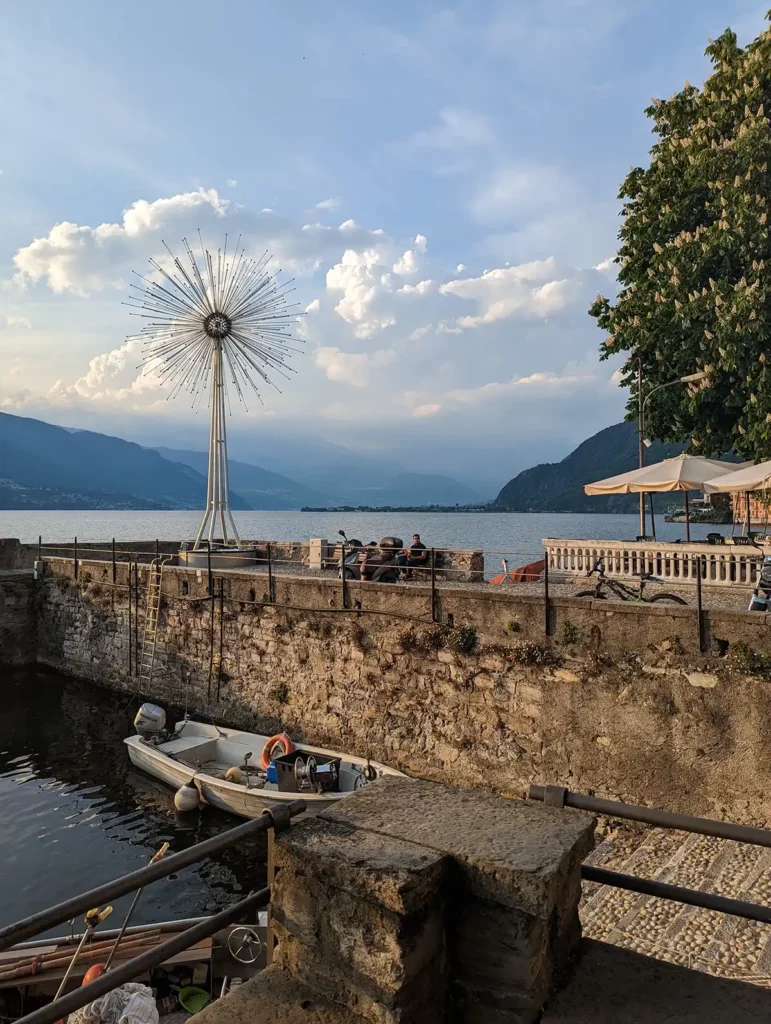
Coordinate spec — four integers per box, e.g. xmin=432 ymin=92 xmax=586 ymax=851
xmin=0 ymin=667 xmax=263 ymax=934
xmin=0 ymin=509 xmax=734 ymax=561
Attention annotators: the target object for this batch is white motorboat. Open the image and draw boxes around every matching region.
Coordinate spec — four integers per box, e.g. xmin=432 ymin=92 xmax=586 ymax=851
xmin=124 ymin=706 xmax=405 ymax=819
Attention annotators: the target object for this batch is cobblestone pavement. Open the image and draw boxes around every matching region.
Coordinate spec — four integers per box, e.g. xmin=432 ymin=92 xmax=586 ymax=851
xmin=581 ymin=825 xmax=771 ymax=987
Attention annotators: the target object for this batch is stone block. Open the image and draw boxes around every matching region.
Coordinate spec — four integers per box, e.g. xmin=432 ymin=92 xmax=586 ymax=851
xmin=193 ymin=963 xmax=369 ymax=1024
xmin=275 ymin=818 xmax=448 ymax=916
xmin=274 ymin=817 xmax=448 ymax=1024
xmin=322 ymin=778 xmax=594 ymax=918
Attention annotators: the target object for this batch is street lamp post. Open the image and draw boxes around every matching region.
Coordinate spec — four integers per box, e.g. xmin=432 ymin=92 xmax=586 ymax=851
xmin=637 ymin=367 xmax=709 ymax=538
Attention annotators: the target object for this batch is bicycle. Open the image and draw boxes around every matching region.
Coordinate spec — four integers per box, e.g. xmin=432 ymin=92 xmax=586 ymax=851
xmin=575 ymin=557 xmax=687 ymax=605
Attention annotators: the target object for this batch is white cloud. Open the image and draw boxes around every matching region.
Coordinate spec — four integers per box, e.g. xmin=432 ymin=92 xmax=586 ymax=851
xmin=594 ymin=255 xmax=617 ymax=278
xmin=470 ymin=165 xmax=573 ymax=224
xmin=447 ymin=369 xmax=596 ymax=407
xmin=409 ymin=108 xmax=494 ymax=150
xmin=316 ymin=197 xmax=341 ymax=210
xmin=439 ymin=257 xmax=580 ymax=327
xmin=326 ymin=248 xmax=398 ymax=338
xmin=10 ymin=188 xmax=388 ymax=295
xmin=46 ymin=338 xmax=165 ymax=405
xmin=456 ymin=263 xmax=465 ymax=272
xmin=4 ymin=315 xmax=31 ymax=329
xmin=226 ymin=178 xmax=238 ymax=188
xmin=411 ymin=403 xmax=442 ymax=418
xmin=314 ymin=346 xmax=395 ymax=387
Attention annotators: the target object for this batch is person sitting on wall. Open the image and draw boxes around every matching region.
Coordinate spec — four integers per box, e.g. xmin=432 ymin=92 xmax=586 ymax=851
xmin=396 ymin=534 xmax=428 ymax=579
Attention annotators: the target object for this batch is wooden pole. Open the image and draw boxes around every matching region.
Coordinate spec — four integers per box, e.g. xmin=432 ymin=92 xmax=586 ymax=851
xmin=685 ymin=491 xmax=691 ymax=543
xmin=746 ymin=492 xmax=752 ymax=537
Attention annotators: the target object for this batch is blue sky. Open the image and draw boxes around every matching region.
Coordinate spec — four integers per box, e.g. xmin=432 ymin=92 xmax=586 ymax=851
xmin=0 ymin=1 xmax=768 ymax=491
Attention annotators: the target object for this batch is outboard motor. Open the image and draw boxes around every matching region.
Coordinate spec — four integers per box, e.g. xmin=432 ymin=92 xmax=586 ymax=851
xmin=134 ymin=703 xmax=167 ymax=742
xmin=749 ymin=556 xmax=771 ymax=611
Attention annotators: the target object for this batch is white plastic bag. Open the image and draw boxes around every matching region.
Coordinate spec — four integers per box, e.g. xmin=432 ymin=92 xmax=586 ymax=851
xmin=69 ymin=983 xmax=159 ymax=1024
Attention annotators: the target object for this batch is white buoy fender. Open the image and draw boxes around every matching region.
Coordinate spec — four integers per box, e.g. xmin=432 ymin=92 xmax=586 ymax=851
xmin=174 ymin=780 xmax=200 ymax=812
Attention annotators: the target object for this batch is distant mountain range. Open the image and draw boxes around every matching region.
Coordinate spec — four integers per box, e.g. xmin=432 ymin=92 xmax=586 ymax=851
xmin=0 ymin=412 xmax=482 ymax=510
xmin=493 ymin=421 xmax=687 ymax=513
xmin=153 ymin=447 xmax=333 ymax=511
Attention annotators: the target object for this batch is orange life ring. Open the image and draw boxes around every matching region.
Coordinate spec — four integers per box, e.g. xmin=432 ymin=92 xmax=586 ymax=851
xmin=261 ymin=732 xmax=294 ymax=769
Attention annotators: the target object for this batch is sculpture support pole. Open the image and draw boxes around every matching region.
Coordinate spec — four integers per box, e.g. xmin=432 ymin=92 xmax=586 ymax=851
xmin=194 ymin=343 xmax=239 ymax=549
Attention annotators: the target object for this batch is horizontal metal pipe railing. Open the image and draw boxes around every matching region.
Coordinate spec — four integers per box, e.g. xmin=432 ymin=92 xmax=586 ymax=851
xmin=14 ymin=888 xmax=270 ymax=1024
xmin=582 ymin=865 xmax=771 ymax=924
xmin=528 ymin=785 xmax=771 ymax=849
xmin=0 ymin=801 xmax=305 ymax=951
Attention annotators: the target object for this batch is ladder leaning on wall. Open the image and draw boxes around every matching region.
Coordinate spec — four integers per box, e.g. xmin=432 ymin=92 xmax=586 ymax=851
xmin=138 ymin=556 xmax=171 ymax=691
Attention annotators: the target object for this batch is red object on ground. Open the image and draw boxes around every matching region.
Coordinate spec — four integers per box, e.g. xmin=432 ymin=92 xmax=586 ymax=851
xmin=509 ymin=558 xmax=546 ymax=583
xmin=82 ymin=963 xmax=106 ymax=985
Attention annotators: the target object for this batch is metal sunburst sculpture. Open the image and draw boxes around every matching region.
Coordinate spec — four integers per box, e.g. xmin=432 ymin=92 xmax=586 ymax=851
xmin=126 ymin=234 xmax=299 ymax=550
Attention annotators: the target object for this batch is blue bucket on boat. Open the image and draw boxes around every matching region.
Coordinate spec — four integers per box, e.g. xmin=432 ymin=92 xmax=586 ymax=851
xmin=266 ymin=763 xmax=278 ymax=785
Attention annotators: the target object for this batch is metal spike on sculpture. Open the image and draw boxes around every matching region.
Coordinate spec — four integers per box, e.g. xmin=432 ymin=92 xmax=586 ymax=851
xmin=125 ymin=234 xmax=299 ymax=550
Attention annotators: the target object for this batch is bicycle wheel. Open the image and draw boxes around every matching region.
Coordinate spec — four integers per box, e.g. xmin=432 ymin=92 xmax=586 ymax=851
xmin=575 ymin=590 xmax=604 ymax=599
xmin=648 ymin=593 xmax=687 ymax=605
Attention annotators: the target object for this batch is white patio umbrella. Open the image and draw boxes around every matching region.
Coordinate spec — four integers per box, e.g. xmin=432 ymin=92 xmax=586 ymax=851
xmin=585 ymin=453 xmax=740 ymax=541
xmin=703 ymin=459 xmax=771 ymax=534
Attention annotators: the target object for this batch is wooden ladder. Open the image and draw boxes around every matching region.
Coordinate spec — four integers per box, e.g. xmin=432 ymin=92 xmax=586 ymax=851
xmin=138 ymin=557 xmax=170 ymax=691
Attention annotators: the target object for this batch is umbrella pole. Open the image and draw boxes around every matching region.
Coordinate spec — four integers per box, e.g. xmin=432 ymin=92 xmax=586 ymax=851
xmin=649 ymin=493 xmax=656 ymax=540
xmin=746 ymin=493 xmax=752 ymax=537
xmin=685 ymin=491 xmax=691 ymax=543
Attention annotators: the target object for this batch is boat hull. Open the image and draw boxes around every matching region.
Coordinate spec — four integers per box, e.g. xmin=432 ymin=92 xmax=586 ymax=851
xmin=125 ymin=725 xmax=404 ymax=820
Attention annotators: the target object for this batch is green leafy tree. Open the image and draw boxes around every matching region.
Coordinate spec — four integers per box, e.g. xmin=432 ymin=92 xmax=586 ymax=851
xmin=590 ymin=17 xmax=771 ymax=459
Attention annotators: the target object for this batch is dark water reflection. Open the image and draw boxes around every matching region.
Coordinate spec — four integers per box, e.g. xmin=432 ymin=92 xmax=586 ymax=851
xmin=0 ymin=667 xmax=265 ymax=935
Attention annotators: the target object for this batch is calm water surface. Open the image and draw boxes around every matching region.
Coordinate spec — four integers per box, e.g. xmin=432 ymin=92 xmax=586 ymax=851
xmin=0 ymin=510 xmax=733 ymax=557
xmin=0 ymin=667 xmax=263 ymax=933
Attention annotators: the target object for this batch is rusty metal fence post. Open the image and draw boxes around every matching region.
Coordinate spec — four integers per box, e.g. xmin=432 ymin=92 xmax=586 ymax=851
xmin=38 ymin=535 xmax=42 ymax=562
xmin=430 ymin=547 xmax=437 ymax=622
xmin=543 ymin=552 xmax=551 ymax=636
xmin=134 ymin=559 xmax=140 ymax=675
xmin=695 ymin=556 xmax=705 ymax=653
xmin=73 ymin=536 xmax=78 ymax=582
xmin=112 ymin=538 xmax=116 ymax=586
xmin=267 ymin=543 xmax=275 ymax=603
xmin=155 ymin=538 xmax=160 ymax=561
xmin=128 ymin=555 xmax=133 ymax=677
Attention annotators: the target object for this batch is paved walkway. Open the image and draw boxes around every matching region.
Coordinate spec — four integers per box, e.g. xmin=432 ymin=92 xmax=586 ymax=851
xmin=581 ymin=826 xmax=771 ymax=986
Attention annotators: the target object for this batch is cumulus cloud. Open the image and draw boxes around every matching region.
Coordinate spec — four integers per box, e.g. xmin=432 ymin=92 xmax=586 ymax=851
xmin=10 ymin=188 xmax=387 ymax=295
xmin=439 ymin=257 xmax=580 ymax=327
xmin=314 ymin=346 xmax=395 ymax=387
xmin=4 ymin=315 xmax=31 ymax=329
xmin=316 ymin=197 xmax=341 ymax=210
xmin=46 ymin=338 xmax=165 ymax=406
xmin=226 ymin=178 xmax=238 ymax=188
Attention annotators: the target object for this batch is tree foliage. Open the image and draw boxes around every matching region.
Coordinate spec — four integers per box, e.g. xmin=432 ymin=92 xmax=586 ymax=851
xmin=590 ymin=16 xmax=771 ymax=459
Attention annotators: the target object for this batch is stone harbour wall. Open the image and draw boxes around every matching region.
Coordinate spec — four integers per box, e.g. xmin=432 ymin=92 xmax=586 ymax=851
xmin=24 ymin=554 xmax=771 ymax=827
xmin=0 ymin=571 xmax=36 ymax=665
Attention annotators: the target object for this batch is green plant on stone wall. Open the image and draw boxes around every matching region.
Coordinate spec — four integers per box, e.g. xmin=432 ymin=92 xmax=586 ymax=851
xmin=446 ymin=626 xmax=478 ymax=655
xmin=728 ymin=642 xmax=771 ymax=680
xmin=561 ymin=621 xmax=582 ymax=645
xmin=505 ymin=619 xmax=522 ymax=633
xmin=269 ymin=681 xmax=289 ymax=704
xmin=349 ymin=622 xmax=368 ymax=651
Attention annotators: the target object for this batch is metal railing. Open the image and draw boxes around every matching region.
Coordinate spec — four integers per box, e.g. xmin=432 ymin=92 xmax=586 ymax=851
xmin=0 ymin=800 xmax=306 ymax=1024
xmin=529 ymin=785 xmax=771 ymax=926
xmin=27 ymin=536 xmax=771 ymax=661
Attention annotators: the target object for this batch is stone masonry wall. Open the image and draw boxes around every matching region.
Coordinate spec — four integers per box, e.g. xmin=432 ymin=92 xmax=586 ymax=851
xmin=28 ymin=555 xmax=771 ymax=826
xmin=0 ymin=572 xmax=36 ymax=665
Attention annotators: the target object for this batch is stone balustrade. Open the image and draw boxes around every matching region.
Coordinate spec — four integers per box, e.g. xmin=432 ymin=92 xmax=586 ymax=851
xmin=543 ymin=536 xmax=766 ymax=587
